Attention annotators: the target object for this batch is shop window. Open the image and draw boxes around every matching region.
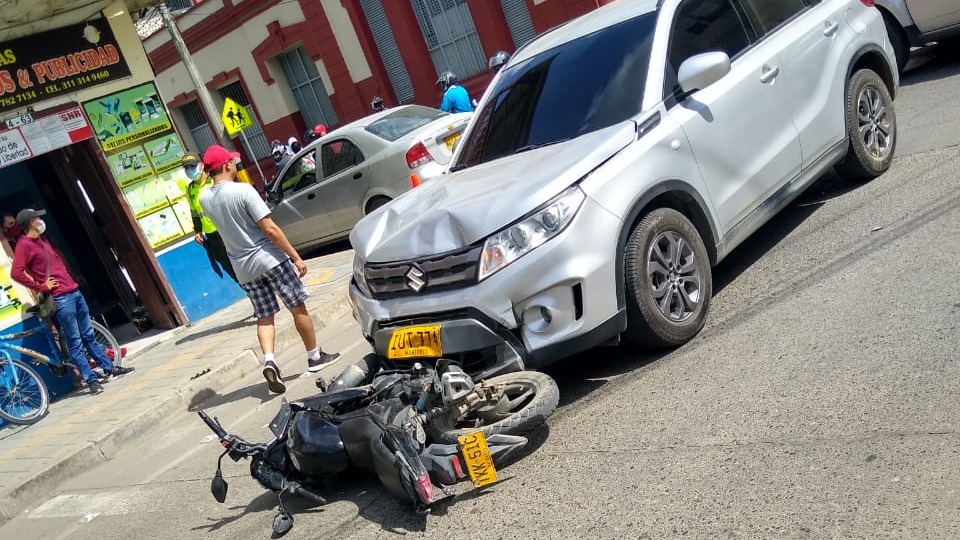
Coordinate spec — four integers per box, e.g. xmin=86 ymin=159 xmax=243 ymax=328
xmin=276 ymin=48 xmax=339 ymax=130
xmin=217 ymin=82 xmax=271 ymax=160
xmin=180 ymin=100 xmax=216 ymax=154
xmin=410 ymin=0 xmax=486 ymax=80
xmin=359 ymin=0 xmax=415 ymax=103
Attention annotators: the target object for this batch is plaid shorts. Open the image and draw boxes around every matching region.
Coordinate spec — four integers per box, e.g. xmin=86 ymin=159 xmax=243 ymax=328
xmin=240 ymin=260 xmax=310 ymax=319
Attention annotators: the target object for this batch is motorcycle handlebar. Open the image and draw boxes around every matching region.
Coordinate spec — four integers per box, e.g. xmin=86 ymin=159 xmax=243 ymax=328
xmin=197 ymin=410 xmax=228 ymax=440
xmin=292 ymin=485 xmax=328 ymax=505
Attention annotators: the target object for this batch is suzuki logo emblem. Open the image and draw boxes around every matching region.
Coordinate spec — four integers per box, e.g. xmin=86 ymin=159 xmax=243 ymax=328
xmin=405 ymin=264 xmax=426 ymax=292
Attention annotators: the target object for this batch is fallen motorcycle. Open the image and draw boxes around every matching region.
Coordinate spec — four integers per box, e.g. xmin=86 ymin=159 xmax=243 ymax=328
xmin=198 ymin=361 xmax=558 ymax=535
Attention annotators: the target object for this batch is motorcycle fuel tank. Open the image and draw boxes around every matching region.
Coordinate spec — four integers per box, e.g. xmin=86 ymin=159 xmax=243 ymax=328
xmin=287 ymin=411 xmax=349 ymax=475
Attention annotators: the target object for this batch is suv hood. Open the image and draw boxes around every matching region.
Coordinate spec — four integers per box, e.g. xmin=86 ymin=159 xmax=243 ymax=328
xmin=352 ymin=121 xmax=636 ymax=263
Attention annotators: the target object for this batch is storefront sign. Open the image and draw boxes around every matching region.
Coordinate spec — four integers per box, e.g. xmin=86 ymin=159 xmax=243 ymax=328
xmin=0 ymin=105 xmax=94 ymax=169
xmin=0 ymin=20 xmax=131 ymax=114
xmin=83 ymin=82 xmax=193 ymax=251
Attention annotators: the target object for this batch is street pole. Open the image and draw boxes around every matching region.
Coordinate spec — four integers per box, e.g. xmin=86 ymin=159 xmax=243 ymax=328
xmin=158 ymin=4 xmax=232 ymax=149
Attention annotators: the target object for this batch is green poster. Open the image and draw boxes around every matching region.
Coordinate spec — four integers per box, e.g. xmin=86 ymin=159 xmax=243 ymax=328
xmin=83 ymin=82 xmax=192 ymax=251
xmin=107 ymin=145 xmax=155 ymax=187
xmin=83 ymin=82 xmax=173 ymax=152
xmin=144 ymin=133 xmax=185 ymax=173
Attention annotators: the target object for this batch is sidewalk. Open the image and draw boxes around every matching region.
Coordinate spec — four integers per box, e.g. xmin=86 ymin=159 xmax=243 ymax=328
xmin=0 ymin=248 xmax=357 ymax=525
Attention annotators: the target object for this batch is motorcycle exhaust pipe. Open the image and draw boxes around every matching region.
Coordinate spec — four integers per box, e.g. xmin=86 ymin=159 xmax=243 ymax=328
xmin=324 ymin=353 xmax=382 ymax=391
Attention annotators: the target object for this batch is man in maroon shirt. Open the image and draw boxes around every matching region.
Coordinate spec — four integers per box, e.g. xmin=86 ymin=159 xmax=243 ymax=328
xmin=11 ymin=209 xmax=134 ymax=395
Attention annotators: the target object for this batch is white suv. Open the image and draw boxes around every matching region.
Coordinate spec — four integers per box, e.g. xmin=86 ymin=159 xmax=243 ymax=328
xmin=348 ymin=0 xmax=898 ymax=378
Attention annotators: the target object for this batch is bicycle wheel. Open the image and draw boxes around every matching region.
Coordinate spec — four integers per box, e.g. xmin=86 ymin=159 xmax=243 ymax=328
xmin=90 ymin=321 xmax=125 ymax=367
xmin=0 ymin=358 xmax=50 ymax=425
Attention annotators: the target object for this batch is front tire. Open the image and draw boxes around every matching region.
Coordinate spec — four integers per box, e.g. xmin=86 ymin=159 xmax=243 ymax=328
xmin=623 ymin=208 xmax=712 ymax=349
xmin=836 ymin=69 xmax=897 ymax=180
xmin=428 ymin=371 xmax=559 ymax=444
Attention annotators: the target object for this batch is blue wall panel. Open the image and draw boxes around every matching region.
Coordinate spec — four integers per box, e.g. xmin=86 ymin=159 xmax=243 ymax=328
xmin=157 ymin=242 xmax=246 ymax=322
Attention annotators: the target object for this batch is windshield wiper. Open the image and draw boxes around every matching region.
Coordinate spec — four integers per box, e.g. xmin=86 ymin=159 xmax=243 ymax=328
xmin=512 ymin=138 xmax=570 ymax=155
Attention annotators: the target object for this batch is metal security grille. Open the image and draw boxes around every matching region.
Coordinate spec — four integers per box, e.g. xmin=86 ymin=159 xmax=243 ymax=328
xmin=359 ymin=0 xmax=415 ymax=103
xmin=500 ymin=0 xmax=537 ymax=50
xmin=277 ymin=47 xmax=338 ymax=130
xmin=410 ymin=0 xmax=485 ymax=79
xmin=217 ymin=82 xmax=271 ymax=160
xmin=180 ymin=100 xmax=216 ymax=154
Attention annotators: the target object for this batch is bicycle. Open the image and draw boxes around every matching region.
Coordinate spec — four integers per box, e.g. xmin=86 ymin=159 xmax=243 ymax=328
xmin=0 ymin=321 xmax=125 ymax=425
xmin=0 ymin=325 xmax=64 ymax=425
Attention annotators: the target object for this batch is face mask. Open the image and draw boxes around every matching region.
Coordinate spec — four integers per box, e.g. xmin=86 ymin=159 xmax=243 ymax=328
xmin=36 ymin=219 xmax=46 ymax=235
xmin=185 ymin=166 xmax=202 ymax=181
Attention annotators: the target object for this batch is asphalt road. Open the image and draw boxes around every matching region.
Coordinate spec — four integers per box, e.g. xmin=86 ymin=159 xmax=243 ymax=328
xmin=3 ymin=45 xmax=960 ymax=540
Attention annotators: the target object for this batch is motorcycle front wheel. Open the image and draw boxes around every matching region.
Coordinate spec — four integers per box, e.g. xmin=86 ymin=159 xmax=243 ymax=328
xmin=428 ymin=371 xmax=559 ymax=444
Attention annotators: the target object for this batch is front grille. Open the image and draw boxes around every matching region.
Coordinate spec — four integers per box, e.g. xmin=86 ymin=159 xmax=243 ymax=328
xmin=364 ymin=246 xmax=481 ymax=299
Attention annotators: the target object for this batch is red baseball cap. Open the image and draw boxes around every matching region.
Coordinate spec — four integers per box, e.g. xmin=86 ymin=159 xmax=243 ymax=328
xmin=202 ymin=145 xmax=241 ymax=169
xmin=312 ymin=124 xmax=327 ymax=136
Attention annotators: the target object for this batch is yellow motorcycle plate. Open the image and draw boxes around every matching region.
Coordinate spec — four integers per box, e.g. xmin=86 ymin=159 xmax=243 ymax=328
xmin=458 ymin=431 xmax=498 ymax=488
xmin=387 ymin=325 xmax=442 ymax=359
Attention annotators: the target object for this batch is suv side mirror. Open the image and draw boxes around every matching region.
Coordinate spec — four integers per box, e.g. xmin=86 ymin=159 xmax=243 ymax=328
xmin=677 ymin=51 xmax=731 ymax=97
xmin=267 ymin=190 xmax=282 ymax=204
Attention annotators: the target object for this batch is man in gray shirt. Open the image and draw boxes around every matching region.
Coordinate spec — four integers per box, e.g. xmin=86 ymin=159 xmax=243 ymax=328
xmin=199 ymin=145 xmax=339 ymax=393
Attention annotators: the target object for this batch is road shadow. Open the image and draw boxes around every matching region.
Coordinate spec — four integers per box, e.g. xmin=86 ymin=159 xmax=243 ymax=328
xmin=901 ymin=42 xmax=960 ymax=87
xmin=711 ymin=176 xmax=836 ymax=294
xmin=301 ymin=239 xmax=353 ymax=260
xmin=547 ymin=346 xmax=665 ymax=408
xmin=175 ymin=317 xmax=255 ymax=346
xmin=187 ymin=372 xmax=301 ymax=411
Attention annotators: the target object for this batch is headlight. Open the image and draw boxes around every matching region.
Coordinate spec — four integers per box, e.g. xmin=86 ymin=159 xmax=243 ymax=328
xmin=478 ymin=186 xmax=585 ymax=281
xmin=353 ymin=254 xmax=371 ymax=297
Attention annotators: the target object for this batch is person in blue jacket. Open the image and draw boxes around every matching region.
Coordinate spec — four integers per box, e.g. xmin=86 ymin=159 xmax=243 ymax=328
xmin=437 ymin=71 xmax=474 ymax=114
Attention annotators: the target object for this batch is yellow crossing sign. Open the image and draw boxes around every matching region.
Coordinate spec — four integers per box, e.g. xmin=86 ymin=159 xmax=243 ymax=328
xmin=221 ymin=97 xmax=252 ymax=135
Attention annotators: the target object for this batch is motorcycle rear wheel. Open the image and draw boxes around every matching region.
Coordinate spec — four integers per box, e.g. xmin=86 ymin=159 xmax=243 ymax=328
xmin=428 ymin=371 xmax=559 ymax=444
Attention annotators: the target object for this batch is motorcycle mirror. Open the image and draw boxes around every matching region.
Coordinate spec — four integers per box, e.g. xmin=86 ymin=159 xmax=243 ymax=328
xmin=211 ymin=470 xmax=228 ymax=503
xmin=272 ymin=511 xmax=294 ymax=536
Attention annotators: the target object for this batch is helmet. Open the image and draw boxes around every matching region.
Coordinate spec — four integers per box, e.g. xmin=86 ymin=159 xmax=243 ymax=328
xmin=288 ymin=137 xmax=301 ymax=153
xmin=371 ymin=96 xmax=384 ymax=112
xmin=488 ymin=50 xmax=510 ymax=71
xmin=312 ymin=123 xmax=327 ymax=137
xmin=436 ymin=71 xmax=457 ymax=89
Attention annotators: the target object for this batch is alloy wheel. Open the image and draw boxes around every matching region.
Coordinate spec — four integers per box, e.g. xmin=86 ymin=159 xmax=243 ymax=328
xmin=647 ymin=230 xmax=701 ymax=322
xmin=857 ymin=86 xmax=892 ymax=159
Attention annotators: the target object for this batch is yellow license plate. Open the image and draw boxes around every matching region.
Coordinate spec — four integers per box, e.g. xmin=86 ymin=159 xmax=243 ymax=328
xmin=387 ymin=325 xmax=442 ymax=359
xmin=458 ymin=431 xmax=498 ymax=488
xmin=444 ymin=132 xmax=461 ymax=151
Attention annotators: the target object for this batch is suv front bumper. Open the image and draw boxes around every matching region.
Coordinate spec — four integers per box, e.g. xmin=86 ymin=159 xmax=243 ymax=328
xmin=348 ymin=196 xmax=626 ymax=373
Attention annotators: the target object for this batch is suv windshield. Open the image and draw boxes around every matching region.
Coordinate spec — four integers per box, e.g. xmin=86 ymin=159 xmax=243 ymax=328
xmin=365 ymin=106 xmax=446 ymax=141
xmin=454 ymin=13 xmax=656 ymax=170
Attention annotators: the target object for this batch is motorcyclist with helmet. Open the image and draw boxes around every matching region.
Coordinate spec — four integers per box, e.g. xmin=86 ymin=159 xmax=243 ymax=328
xmin=437 ymin=71 xmax=473 ymax=114
xmin=488 ymin=50 xmax=510 ymax=72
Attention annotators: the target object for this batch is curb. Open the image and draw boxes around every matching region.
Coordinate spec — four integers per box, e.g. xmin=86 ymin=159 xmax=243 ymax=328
xmin=0 ymin=292 xmax=355 ymax=526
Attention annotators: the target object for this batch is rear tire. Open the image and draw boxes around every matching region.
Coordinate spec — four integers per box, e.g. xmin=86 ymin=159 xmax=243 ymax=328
xmin=0 ymin=359 xmax=49 ymax=425
xmin=365 ymin=196 xmax=392 ymax=215
xmin=428 ymin=371 xmax=559 ymax=444
xmin=836 ymin=69 xmax=897 ymax=180
xmin=623 ymin=208 xmax=712 ymax=349
xmin=91 ymin=321 xmax=123 ymax=367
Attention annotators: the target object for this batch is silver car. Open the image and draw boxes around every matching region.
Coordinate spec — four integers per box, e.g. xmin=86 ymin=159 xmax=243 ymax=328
xmin=349 ymin=0 xmax=899 ymax=377
xmin=875 ymin=0 xmax=960 ymax=71
xmin=266 ymin=105 xmax=471 ymax=250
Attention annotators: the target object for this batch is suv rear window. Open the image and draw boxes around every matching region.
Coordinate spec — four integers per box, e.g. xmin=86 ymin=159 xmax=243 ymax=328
xmin=365 ymin=106 xmax=446 ymax=141
xmin=454 ymin=13 xmax=657 ymax=170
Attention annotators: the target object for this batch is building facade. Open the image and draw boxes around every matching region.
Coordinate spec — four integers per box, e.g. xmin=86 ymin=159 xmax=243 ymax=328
xmin=143 ymin=0 xmax=612 ymax=181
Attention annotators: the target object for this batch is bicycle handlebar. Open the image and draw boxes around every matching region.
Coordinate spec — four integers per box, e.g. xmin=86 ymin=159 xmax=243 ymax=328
xmin=0 ymin=325 xmax=45 ymax=342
